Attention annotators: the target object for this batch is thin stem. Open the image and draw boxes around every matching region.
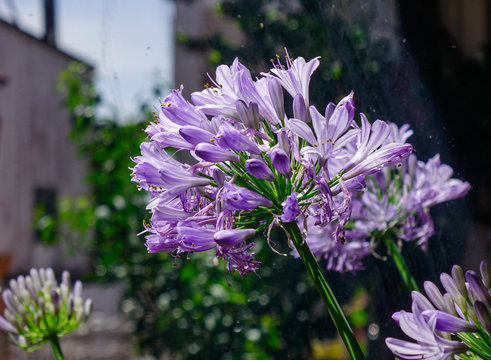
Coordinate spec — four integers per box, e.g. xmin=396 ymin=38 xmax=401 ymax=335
xmin=282 ymin=221 xmax=366 ymax=360
xmin=383 ymin=234 xmax=419 ymax=292
xmin=49 ymin=336 xmax=64 ymax=360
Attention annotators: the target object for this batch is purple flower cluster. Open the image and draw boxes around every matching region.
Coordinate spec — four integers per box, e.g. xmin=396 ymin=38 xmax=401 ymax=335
xmin=386 ymin=261 xmax=491 ymax=359
xmin=131 ymin=54 xmax=412 ymax=275
xmin=303 ymin=123 xmax=470 ymax=272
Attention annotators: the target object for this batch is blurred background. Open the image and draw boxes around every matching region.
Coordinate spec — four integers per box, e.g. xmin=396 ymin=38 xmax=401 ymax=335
xmin=0 ymin=0 xmax=489 ymax=359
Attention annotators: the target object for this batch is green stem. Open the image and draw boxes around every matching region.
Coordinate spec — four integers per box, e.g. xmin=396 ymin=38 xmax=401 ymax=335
xmin=49 ymin=336 xmax=64 ymax=360
xmin=282 ymin=221 xmax=366 ymax=360
xmin=383 ymin=234 xmax=419 ymax=292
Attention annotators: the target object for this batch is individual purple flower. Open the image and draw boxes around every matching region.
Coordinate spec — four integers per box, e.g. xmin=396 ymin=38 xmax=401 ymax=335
xmin=281 ymin=192 xmax=301 ymax=222
xmin=265 ymin=53 xmax=320 ymax=109
xmin=216 ymin=121 xmax=261 ymax=154
xmin=288 ymin=92 xmax=356 ymax=167
xmin=191 ymin=58 xmax=280 ymax=125
xmin=409 ymin=154 xmax=471 ymax=210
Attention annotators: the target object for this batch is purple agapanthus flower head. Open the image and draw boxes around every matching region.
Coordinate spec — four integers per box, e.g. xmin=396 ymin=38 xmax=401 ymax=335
xmin=0 ymin=269 xmax=92 ymax=352
xmin=386 ymin=260 xmax=491 ymax=359
xmin=302 ymin=121 xmax=469 ymax=273
xmin=131 ymin=52 xmax=413 ymax=276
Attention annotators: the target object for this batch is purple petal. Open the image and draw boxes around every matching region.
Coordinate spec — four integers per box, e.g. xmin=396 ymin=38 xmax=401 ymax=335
xmin=178 ymin=226 xmax=216 ymax=252
xmin=424 ymin=281 xmax=447 ymax=311
xmin=267 ymin=77 xmax=285 ymax=121
xmin=421 ymin=310 xmax=477 ymax=332
xmin=236 ymin=100 xmax=259 ymax=129
xmin=179 ymin=126 xmax=215 ymax=145
xmin=310 ymin=105 xmax=328 ymax=145
xmin=326 ymin=92 xmax=355 ymax=142
xmin=293 ymin=94 xmax=308 ymax=122
xmin=287 ymin=119 xmax=317 ymax=146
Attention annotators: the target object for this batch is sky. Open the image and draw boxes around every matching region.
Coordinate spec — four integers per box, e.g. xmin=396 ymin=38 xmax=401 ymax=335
xmin=0 ymin=0 xmax=175 ymax=120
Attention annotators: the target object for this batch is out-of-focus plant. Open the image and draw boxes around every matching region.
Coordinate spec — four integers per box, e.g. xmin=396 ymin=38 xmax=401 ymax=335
xmin=0 ymin=268 xmax=92 ymax=360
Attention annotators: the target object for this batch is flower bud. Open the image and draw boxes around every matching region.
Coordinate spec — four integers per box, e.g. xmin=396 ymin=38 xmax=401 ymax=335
xmin=214 ymin=228 xmax=256 ymax=248
xmin=51 ymin=289 xmax=60 ymax=313
xmin=222 ymin=182 xmax=273 ymax=210
xmin=451 ymin=265 xmax=468 ymax=299
xmin=424 ymin=281 xmax=446 ymax=311
xmin=474 ymin=300 xmax=491 ymax=334
xmin=466 ymin=270 xmax=491 ymax=308
xmin=0 ymin=315 xmax=17 ymax=333
xmin=245 ymin=159 xmax=275 ymax=181
xmin=84 ymin=298 xmax=93 ymax=321
xmin=269 ymin=148 xmax=291 ymax=178
xmin=212 ymin=168 xmax=226 ymax=187
xmin=480 ymin=260 xmax=491 ymax=288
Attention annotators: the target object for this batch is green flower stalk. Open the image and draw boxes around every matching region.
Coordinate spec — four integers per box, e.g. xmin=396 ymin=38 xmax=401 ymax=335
xmin=0 ymin=268 xmax=92 ymax=359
